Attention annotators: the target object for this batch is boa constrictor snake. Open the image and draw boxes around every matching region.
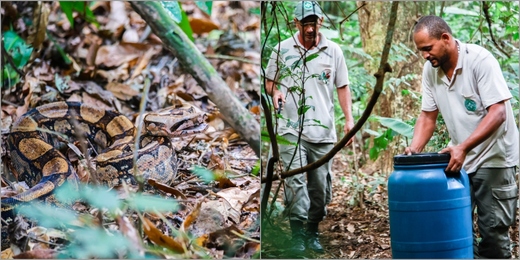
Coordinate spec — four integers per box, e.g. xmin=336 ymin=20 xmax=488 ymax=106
xmin=1 ymin=101 xmax=208 ymax=213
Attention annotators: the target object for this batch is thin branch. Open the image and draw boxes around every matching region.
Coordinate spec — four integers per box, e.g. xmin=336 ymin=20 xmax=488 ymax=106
xmin=339 ymin=2 xmax=366 ymax=41
xmin=482 ymin=2 xmax=510 ymax=58
xmin=262 ymin=1 xmax=400 ymax=183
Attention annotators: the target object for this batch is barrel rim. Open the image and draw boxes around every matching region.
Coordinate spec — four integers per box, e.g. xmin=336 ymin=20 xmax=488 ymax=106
xmin=394 ymin=152 xmax=450 ymax=165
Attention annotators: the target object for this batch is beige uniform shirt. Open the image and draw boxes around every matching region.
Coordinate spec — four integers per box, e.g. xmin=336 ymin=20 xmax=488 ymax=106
xmin=421 ymin=39 xmax=519 ymax=173
xmin=265 ymin=32 xmax=350 ymax=143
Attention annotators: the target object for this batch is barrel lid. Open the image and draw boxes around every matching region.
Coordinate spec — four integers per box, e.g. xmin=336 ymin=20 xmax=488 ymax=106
xmin=394 ymin=153 xmax=450 ymax=165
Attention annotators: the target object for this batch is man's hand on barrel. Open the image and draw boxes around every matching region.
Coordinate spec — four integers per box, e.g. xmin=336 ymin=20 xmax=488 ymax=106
xmin=439 ymin=145 xmax=467 ymax=173
xmin=404 ymin=146 xmax=420 ymax=155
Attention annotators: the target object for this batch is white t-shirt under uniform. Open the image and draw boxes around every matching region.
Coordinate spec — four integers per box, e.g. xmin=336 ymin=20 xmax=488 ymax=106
xmin=421 ymin=39 xmax=519 ymax=173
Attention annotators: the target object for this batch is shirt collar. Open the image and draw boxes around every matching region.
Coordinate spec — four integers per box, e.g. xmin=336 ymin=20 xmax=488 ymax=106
xmin=293 ymin=32 xmax=328 ymax=50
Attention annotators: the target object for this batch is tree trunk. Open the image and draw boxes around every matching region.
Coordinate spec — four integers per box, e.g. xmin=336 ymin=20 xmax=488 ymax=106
xmin=130 ymin=2 xmax=260 ymax=156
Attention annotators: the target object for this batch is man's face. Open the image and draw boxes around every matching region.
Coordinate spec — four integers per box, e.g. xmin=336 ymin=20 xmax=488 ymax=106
xmin=295 ymin=15 xmax=322 ymax=44
xmin=413 ymin=29 xmax=450 ymax=68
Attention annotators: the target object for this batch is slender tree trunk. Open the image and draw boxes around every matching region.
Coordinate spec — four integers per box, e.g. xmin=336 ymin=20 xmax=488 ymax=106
xmin=357 ymin=1 xmax=428 ymax=173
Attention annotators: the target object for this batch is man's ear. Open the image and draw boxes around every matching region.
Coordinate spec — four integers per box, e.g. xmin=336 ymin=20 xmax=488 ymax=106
xmin=440 ymin=32 xmax=451 ymax=41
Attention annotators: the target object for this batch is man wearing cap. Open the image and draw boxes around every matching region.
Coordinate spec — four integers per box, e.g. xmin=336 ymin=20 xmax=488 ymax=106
xmin=264 ymin=1 xmax=355 ymax=254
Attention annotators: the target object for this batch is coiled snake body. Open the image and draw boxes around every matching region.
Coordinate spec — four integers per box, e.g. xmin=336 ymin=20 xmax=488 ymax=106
xmin=1 ymin=101 xmax=207 ymax=212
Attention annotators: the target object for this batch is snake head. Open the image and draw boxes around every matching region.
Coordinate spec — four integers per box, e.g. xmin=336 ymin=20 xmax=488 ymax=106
xmin=142 ymin=105 xmax=208 ymax=136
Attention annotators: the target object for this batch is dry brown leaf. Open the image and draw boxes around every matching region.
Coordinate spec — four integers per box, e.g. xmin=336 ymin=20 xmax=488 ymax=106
xmin=214 ymin=171 xmax=236 ymax=190
xmin=242 ymin=189 xmax=260 ymax=212
xmin=130 ymin=45 xmax=162 ymax=79
xmin=142 ymin=217 xmax=185 ymax=253
xmin=217 ymin=187 xmax=258 ymax=214
xmin=13 ymin=249 xmax=56 ymax=259
xmin=192 ymin=234 xmax=209 ymax=247
xmin=208 ymin=153 xmax=225 ymax=171
xmin=27 ymin=227 xmax=51 ymax=251
xmin=122 ymin=28 xmax=139 ymax=43
xmin=95 ymin=43 xmax=160 ymax=68
xmin=80 ymin=81 xmax=117 ymax=105
xmin=1 ymin=248 xmax=14 ymax=259
xmin=249 ymin=105 xmax=260 ymax=115
xmin=235 ymin=242 xmax=260 ymax=258
xmin=147 ymin=179 xmax=187 ymax=200
xmin=96 ymin=63 xmax=130 ymax=82
xmin=105 ymin=82 xmax=140 ymax=101
xmin=347 ymin=223 xmax=356 ymax=233
xmin=228 ymin=133 xmax=241 ymax=141
xmin=26 ymin=2 xmax=50 ymax=50
xmin=104 ymin=1 xmax=127 ymax=38
xmin=182 ymin=201 xmax=202 ymax=231
xmin=188 ymin=16 xmax=219 ymax=35
xmin=202 ymin=225 xmax=244 ymax=251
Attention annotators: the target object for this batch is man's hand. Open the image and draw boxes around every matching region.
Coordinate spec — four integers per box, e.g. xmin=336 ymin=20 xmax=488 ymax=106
xmin=272 ymin=90 xmax=285 ymax=112
xmin=439 ymin=145 xmax=467 ymax=173
xmin=404 ymin=147 xmax=420 ymax=155
xmin=344 ymin=120 xmax=355 ymax=146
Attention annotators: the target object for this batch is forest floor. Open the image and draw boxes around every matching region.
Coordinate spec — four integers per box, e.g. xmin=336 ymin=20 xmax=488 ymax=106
xmin=262 ymin=151 xmax=520 ymax=259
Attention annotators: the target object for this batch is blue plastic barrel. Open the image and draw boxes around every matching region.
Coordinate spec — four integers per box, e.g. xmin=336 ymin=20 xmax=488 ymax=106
xmin=388 ymin=153 xmax=473 ymax=259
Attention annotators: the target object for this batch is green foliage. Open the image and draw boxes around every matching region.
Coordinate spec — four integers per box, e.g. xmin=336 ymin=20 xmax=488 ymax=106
xmin=251 ymin=160 xmax=261 ymax=176
xmin=191 ymin=165 xmax=216 ymax=183
xmin=59 ymin=1 xmax=98 ymax=28
xmin=260 ymin=131 xmax=296 ymax=146
xmin=126 ymin=193 xmax=178 ymax=212
xmin=195 ymin=1 xmax=213 ymax=15
xmin=367 ymin=128 xmax=396 ymax=161
xmin=162 ymin=1 xmax=194 ymax=42
xmin=16 ymin=181 xmax=180 ymax=258
xmin=372 ymin=116 xmax=414 ymax=139
xmin=57 ymin=228 xmax=139 ymax=259
xmin=2 ymin=30 xmax=33 ymax=88
xmin=55 ymin=182 xmax=121 ymax=213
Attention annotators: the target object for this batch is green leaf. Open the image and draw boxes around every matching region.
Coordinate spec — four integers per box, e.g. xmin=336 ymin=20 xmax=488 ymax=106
xmin=284 ymin=55 xmax=300 ymax=62
xmin=192 ymin=165 xmax=215 ymax=183
xmin=373 ymin=116 xmax=414 ymax=138
xmin=17 ymin=202 xmax=78 ymax=228
xmin=3 ymin=30 xmax=33 ymax=68
xmin=59 ymin=2 xmax=98 ymax=28
xmin=60 ymin=228 xmax=136 ymax=259
xmin=162 ymin=1 xmax=182 ymax=23
xmin=305 ymin=53 xmax=319 ymax=63
xmin=290 ymin=59 xmax=302 ymax=70
xmin=59 ymin=2 xmax=75 ymax=28
xmin=363 ymin=128 xmax=382 ymax=137
xmin=195 ymin=1 xmax=212 ymax=15
xmin=369 ymin=147 xmax=379 ymax=161
xmin=260 ymin=131 xmax=297 ymax=146
xmin=178 ymin=4 xmax=195 ymax=42
xmin=55 ymin=183 xmax=121 ymax=212
xmin=251 ymin=160 xmax=261 ymax=176
xmin=126 ymin=194 xmax=178 ymax=212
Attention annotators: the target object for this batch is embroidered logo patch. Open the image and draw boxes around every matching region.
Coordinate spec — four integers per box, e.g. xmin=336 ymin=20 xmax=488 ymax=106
xmin=464 ymin=99 xmax=477 ymax=112
xmin=303 ymin=1 xmax=313 ymax=9
xmin=319 ymin=69 xmax=331 ymax=84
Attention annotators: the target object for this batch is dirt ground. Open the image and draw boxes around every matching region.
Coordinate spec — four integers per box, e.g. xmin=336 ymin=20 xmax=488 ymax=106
xmin=262 ymin=152 xmax=520 ymax=259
